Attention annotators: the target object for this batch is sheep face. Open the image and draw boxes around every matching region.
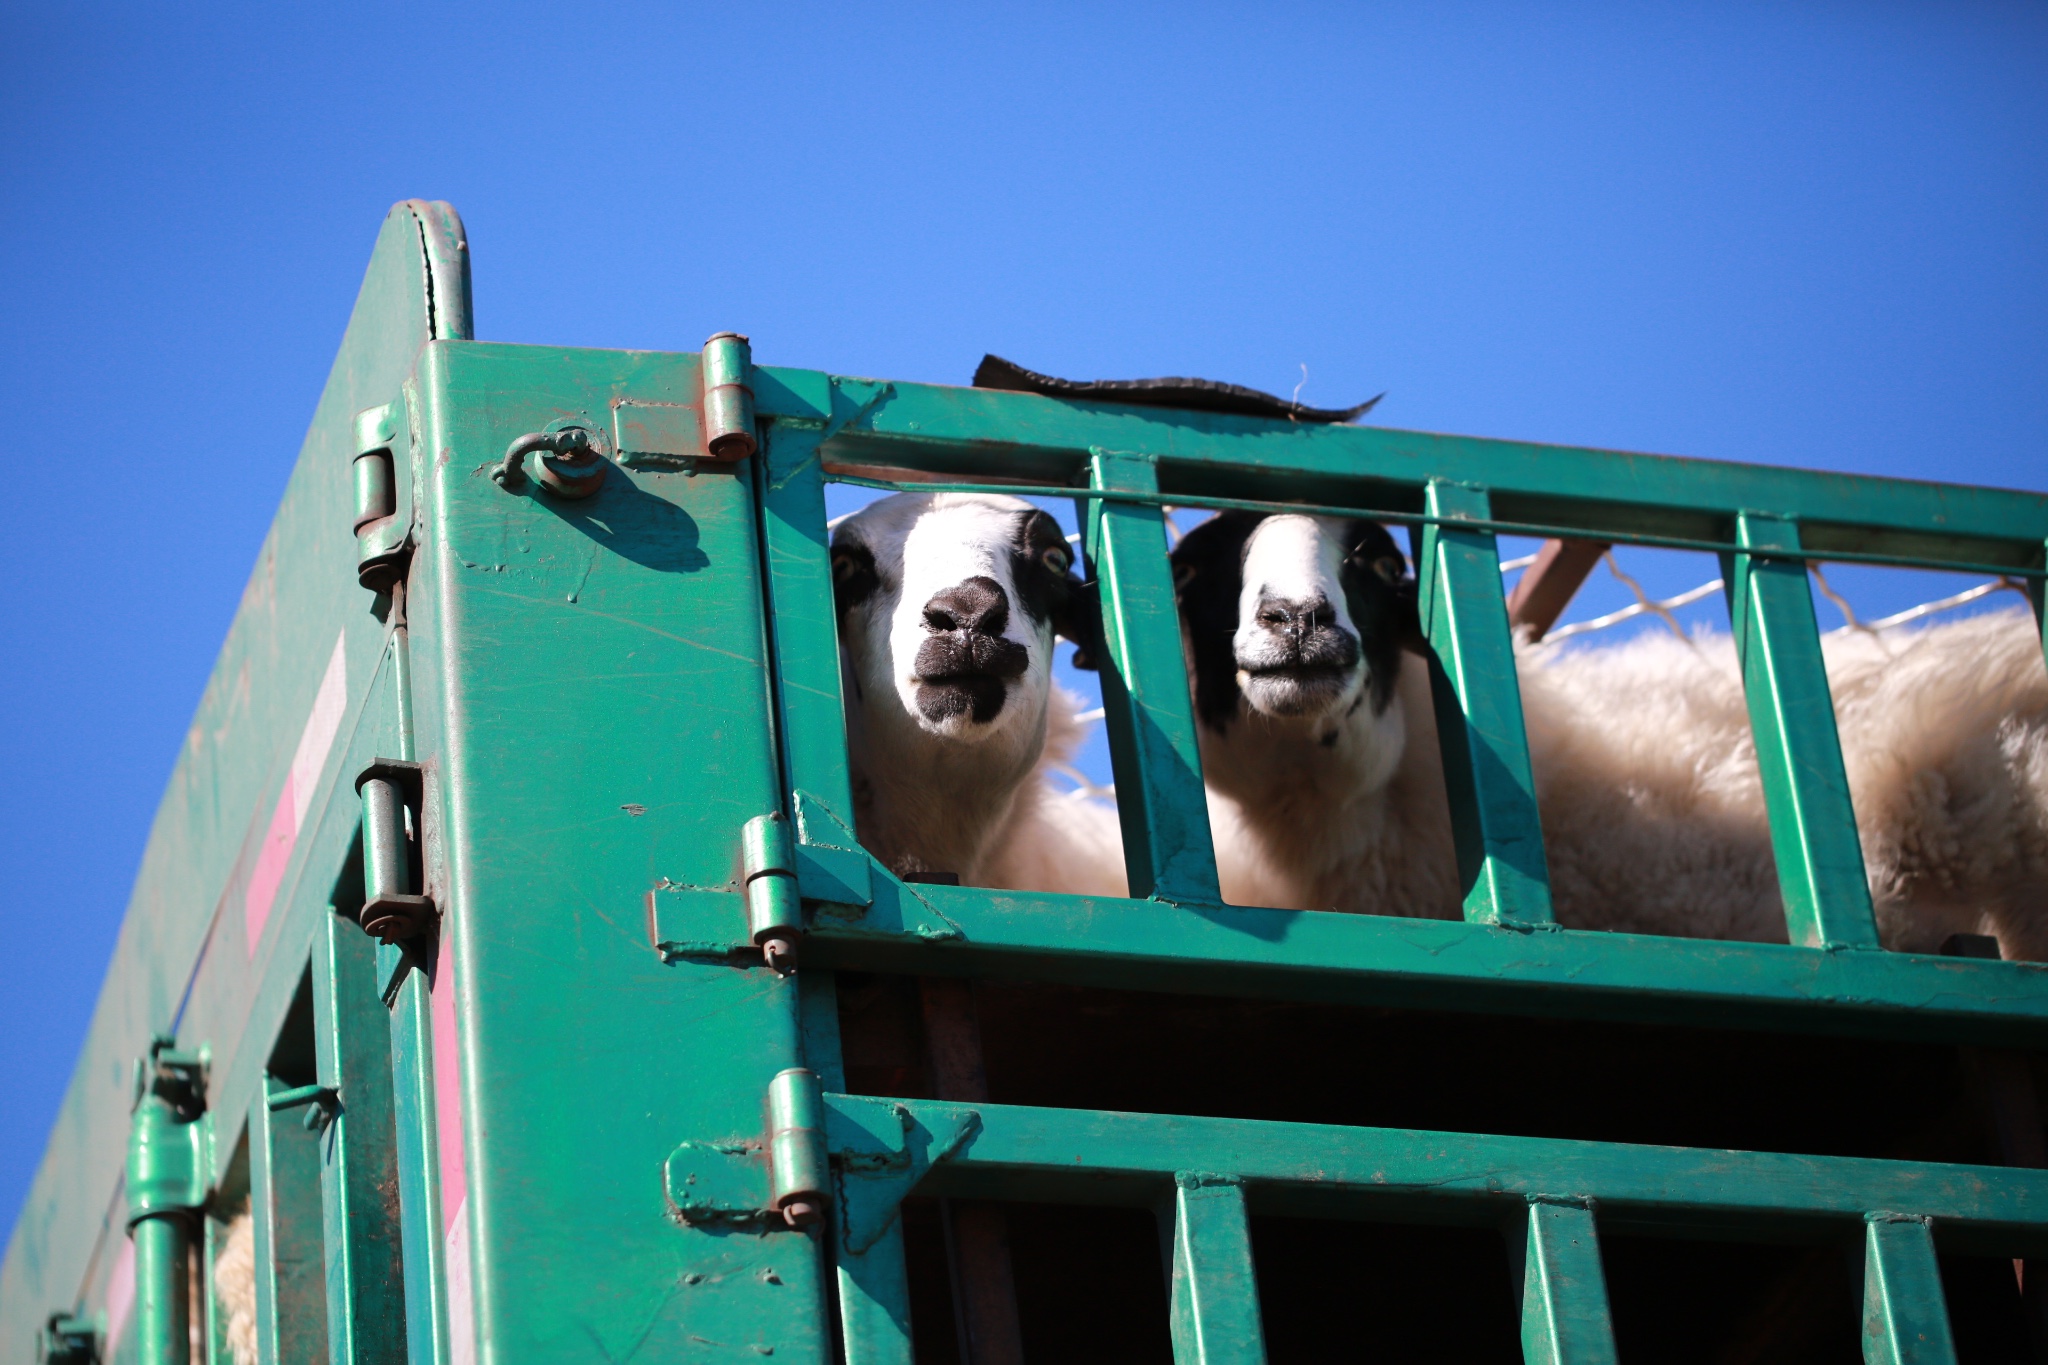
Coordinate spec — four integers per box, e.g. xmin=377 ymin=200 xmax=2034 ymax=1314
xmin=1173 ymin=511 xmax=1416 ymax=733
xmin=831 ymin=493 xmax=1084 ymax=747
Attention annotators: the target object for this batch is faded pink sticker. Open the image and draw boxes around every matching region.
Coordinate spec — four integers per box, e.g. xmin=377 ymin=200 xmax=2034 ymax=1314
xmin=244 ymin=632 xmax=348 ymax=957
xmin=103 ymin=1236 xmax=135 ymax=1352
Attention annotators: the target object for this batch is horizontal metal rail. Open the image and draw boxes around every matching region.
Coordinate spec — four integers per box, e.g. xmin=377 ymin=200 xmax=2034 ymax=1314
xmin=827 ymin=472 xmax=2048 ymax=580
xmin=804 ymin=882 xmax=2048 ymax=1047
xmin=758 ymin=367 xmax=2048 ymax=573
xmin=827 ymin=1093 xmax=2048 ymax=1253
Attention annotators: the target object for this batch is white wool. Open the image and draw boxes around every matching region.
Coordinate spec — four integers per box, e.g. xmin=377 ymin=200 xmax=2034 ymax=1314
xmin=214 ymin=1206 xmax=257 ymax=1365
xmin=1216 ymin=608 xmax=2048 ymax=958
xmin=1522 ymin=609 xmax=2048 ymax=954
xmin=979 ymin=685 xmax=1129 ymax=897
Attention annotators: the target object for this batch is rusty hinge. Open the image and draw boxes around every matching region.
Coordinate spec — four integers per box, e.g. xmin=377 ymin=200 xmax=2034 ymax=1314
xmin=354 ymin=759 xmax=435 ymax=942
xmin=352 ymin=401 xmax=410 ymax=592
xmin=743 ymin=812 xmax=803 ymax=972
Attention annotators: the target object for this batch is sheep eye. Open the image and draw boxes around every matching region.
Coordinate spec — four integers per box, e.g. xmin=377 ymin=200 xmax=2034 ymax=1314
xmin=1372 ymin=556 xmax=1402 ymax=584
xmin=1041 ymin=545 xmax=1071 ymax=575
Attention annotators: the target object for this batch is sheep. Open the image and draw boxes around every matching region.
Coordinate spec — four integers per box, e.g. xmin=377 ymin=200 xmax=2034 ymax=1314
xmin=830 ymin=492 xmax=1125 ymax=896
xmin=214 ymin=1205 xmax=256 ymax=1365
xmin=1172 ymin=509 xmax=2048 ymax=958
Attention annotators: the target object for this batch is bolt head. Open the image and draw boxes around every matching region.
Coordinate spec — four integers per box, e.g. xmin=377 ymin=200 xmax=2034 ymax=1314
xmin=782 ymin=1199 xmax=821 ymax=1228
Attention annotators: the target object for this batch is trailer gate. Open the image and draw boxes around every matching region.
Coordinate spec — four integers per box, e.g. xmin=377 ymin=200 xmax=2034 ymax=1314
xmin=6 ymin=199 xmax=2048 ymax=1364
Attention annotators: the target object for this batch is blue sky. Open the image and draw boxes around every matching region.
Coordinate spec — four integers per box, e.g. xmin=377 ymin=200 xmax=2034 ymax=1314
xmin=3 ymin=2 xmax=2044 ymax=1237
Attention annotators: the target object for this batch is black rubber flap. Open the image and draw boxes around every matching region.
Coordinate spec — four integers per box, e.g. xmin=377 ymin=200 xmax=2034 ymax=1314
xmin=973 ymin=354 xmax=1381 ymax=424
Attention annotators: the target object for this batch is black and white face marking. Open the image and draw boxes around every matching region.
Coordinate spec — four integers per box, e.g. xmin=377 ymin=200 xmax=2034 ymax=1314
xmin=1171 ymin=511 xmax=1417 ymax=733
xmin=831 ymin=493 xmax=1087 ymax=740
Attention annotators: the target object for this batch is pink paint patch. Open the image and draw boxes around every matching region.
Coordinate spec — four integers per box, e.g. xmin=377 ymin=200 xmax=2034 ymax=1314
xmin=104 ymin=1237 xmax=135 ymax=1352
xmin=445 ymin=1195 xmax=475 ymax=1365
xmin=242 ymin=778 xmax=299 ymax=952
xmin=431 ymin=938 xmax=466 ymax=1234
xmin=431 ymin=936 xmax=473 ymax=1363
xmin=243 ymin=632 xmax=348 ymax=957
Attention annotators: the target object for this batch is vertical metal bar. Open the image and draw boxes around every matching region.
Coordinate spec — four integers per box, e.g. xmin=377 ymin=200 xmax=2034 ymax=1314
xmin=1519 ymin=1200 xmax=1617 ymax=1365
xmin=1416 ymin=480 xmax=1555 ymax=928
xmin=1085 ymin=450 xmax=1220 ymax=903
xmin=1168 ymin=1174 xmax=1266 ymax=1365
xmin=387 ymin=973 xmax=447 ymax=1365
xmin=838 ymin=1216 xmax=916 ymax=1365
xmin=1724 ymin=513 xmax=1881 ymax=949
xmin=249 ymin=1084 xmax=331 ymax=1364
xmin=311 ymin=914 xmax=406 ymax=1365
xmin=1862 ymin=1216 xmax=1958 ymax=1365
xmin=757 ymin=427 xmax=860 ymax=826
xmin=132 ymin=1217 xmax=193 ymax=1365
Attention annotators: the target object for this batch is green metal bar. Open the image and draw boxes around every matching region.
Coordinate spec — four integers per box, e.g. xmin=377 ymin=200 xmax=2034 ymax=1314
xmin=386 ymin=971 xmax=447 ymax=1365
xmin=835 ymin=1217 xmax=915 ymax=1365
xmin=804 ymin=881 xmax=2048 ymax=1047
xmin=1862 ymin=1216 xmax=1958 ymax=1365
xmin=825 ymin=1094 xmax=2048 ymax=1247
xmin=765 ymin=368 xmax=2048 ymax=568
xmin=1726 ymin=514 xmax=1881 ymax=950
xmin=249 ymin=1081 xmax=331 ymax=1365
xmin=131 ymin=1217 xmax=192 ymax=1365
xmin=800 ymin=971 xmax=914 ymax=1365
xmin=827 ymin=472 xmax=2048 ymax=582
xmin=1168 ymin=1174 xmax=1266 ymax=1365
xmin=1519 ymin=1201 xmax=1617 ymax=1365
xmin=1085 ymin=450 xmax=1220 ymax=903
xmin=758 ymin=426 xmax=861 ymax=829
xmin=1416 ymin=481 xmax=1553 ymax=927
xmin=311 ymin=914 xmax=405 ymax=1365
xmin=126 ymin=1042 xmax=206 ymax=1365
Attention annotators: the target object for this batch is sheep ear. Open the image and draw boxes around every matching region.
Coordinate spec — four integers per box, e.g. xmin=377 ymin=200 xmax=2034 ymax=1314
xmin=1055 ymin=577 xmax=1105 ymax=672
xmin=1394 ymin=577 xmax=1429 ymax=655
xmin=831 ymin=543 xmax=878 ymax=617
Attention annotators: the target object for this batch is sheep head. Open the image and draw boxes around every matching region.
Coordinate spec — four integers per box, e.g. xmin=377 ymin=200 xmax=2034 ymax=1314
xmin=830 ymin=492 xmax=1091 ymax=879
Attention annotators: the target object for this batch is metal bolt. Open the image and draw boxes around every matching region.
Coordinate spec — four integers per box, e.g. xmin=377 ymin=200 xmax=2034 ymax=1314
xmin=781 ymin=1199 xmax=821 ymax=1228
xmin=762 ymin=935 xmax=798 ymax=974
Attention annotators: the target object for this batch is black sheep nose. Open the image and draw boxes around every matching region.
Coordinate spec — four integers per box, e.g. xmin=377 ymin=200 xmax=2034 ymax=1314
xmin=924 ymin=576 xmax=1010 ymax=637
xmin=1254 ymin=595 xmax=1333 ymax=645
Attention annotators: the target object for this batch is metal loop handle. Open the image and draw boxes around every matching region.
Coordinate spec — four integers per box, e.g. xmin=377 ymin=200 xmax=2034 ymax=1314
xmin=493 ymin=426 xmax=595 ymax=488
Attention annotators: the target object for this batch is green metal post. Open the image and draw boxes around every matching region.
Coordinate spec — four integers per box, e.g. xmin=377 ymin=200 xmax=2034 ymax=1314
xmin=249 ymin=1080 xmax=331 ymax=1365
xmin=1862 ymin=1216 xmax=1957 ymax=1365
xmin=1168 ymin=1174 xmax=1266 ymax=1365
xmin=311 ymin=913 xmax=406 ymax=1364
xmin=1724 ymin=513 xmax=1881 ymax=949
xmin=125 ymin=1041 xmax=207 ymax=1365
xmin=385 ymin=970 xmax=446 ymax=1365
xmin=1085 ymin=450 xmax=1221 ymax=904
xmin=1416 ymin=480 xmax=1554 ymax=929
xmin=1518 ymin=1200 xmax=1617 ymax=1365
xmin=757 ymin=425 xmax=861 ymax=829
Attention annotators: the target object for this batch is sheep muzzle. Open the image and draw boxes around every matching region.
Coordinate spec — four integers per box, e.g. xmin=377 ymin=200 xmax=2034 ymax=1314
xmin=913 ymin=576 xmax=1031 ymax=724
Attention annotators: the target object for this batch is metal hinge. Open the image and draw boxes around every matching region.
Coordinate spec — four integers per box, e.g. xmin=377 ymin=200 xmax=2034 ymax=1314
xmin=352 ymin=401 xmax=409 ymax=592
xmin=354 ymin=759 xmax=435 ymax=942
xmin=743 ymin=813 xmax=802 ymax=971
xmin=126 ymin=1036 xmax=208 ymax=1227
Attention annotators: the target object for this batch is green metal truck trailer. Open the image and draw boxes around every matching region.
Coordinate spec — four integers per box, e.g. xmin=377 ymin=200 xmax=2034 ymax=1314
xmin=5 ymin=198 xmax=2048 ymax=1364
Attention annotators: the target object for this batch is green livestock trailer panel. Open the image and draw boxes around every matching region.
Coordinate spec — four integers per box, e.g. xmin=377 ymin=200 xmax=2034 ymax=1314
xmin=6 ymin=198 xmax=2048 ymax=1365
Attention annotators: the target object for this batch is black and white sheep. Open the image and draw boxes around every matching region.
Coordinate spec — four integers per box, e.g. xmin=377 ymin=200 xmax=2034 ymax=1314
xmin=1172 ymin=509 xmax=2048 ymax=957
xmin=830 ymin=491 xmax=1126 ymax=896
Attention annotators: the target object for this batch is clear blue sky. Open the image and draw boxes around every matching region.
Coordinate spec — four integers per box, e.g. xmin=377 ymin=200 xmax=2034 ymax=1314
xmin=3 ymin=2 xmax=2043 ymax=1237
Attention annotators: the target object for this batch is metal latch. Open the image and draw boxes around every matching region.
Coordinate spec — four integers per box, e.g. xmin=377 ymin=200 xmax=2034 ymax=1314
xmin=742 ymin=813 xmax=802 ymax=972
xmin=354 ymin=759 xmax=434 ymax=941
xmin=352 ymin=402 xmax=408 ymax=592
